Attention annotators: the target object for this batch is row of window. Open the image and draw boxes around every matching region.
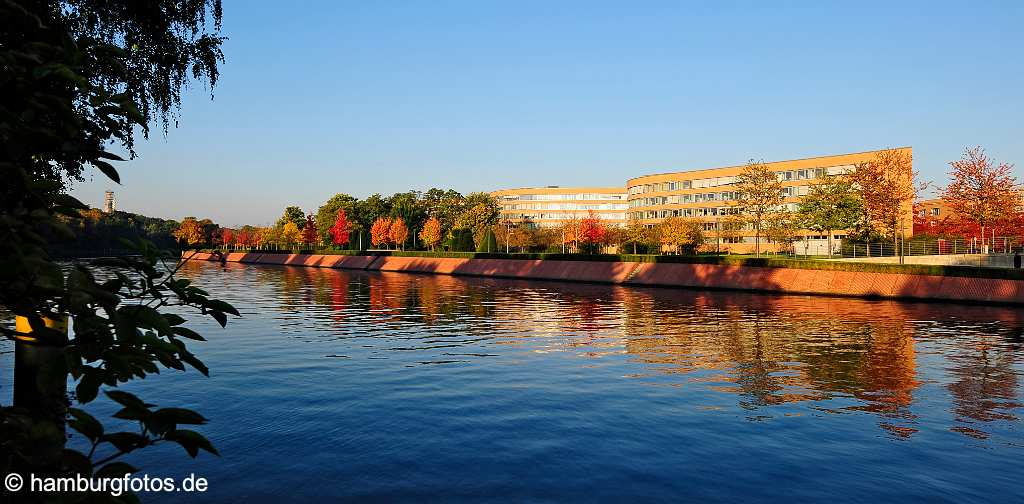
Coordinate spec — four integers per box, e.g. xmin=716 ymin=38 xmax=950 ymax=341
xmin=502 ymin=212 xmax=627 ymax=221
xmin=629 ymin=187 xmax=810 ymax=208
xmin=501 ymin=203 xmax=629 ymax=211
xmin=628 ymin=203 xmax=800 ymax=220
xmin=627 ymin=166 xmax=853 ymax=195
xmin=499 ymin=193 xmax=626 ymax=202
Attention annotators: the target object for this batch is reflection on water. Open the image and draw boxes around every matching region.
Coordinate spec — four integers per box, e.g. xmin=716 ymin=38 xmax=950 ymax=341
xmin=245 ymin=262 xmax=1021 ymax=443
xmin=4 ymin=261 xmax=1018 ymax=501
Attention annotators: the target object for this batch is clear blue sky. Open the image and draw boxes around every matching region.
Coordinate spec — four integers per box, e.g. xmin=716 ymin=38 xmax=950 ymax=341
xmin=71 ymin=0 xmax=1024 ymax=227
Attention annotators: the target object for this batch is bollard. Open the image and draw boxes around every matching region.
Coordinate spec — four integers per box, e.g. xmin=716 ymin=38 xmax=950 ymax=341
xmin=13 ymin=314 xmax=70 ymax=469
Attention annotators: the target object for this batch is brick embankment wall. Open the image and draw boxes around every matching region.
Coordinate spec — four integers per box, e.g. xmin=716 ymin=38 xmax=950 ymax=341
xmin=183 ymin=252 xmax=1024 ymax=305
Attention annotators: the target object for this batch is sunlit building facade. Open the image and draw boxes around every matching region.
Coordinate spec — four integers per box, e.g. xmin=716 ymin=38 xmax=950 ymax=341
xmin=491 ymin=187 xmax=628 ymax=228
xmin=626 ymin=148 xmax=914 ymax=253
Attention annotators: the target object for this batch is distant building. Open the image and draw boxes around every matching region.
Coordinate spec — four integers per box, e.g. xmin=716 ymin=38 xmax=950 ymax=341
xmin=491 ymin=147 xmax=915 ymax=254
xmin=490 ymin=186 xmax=628 ymax=228
xmin=103 ymin=190 xmax=116 ymax=213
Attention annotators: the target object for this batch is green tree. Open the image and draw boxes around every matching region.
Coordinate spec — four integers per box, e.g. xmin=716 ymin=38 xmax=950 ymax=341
xmin=276 ymin=206 xmax=306 ymax=230
xmin=477 ymin=229 xmax=498 ymax=252
xmin=315 ymin=193 xmax=359 ymax=244
xmin=1 ymin=0 xmax=232 ymax=495
xmin=734 ymin=160 xmax=784 ymax=256
xmin=796 ymin=175 xmax=862 ymax=256
xmin=455 ymin=193 xmax=500 ymax=248
xmin=422 ymin=188 xmax=464 ymax=235
xmin=388 ymin=191 xmax=427 ymax=238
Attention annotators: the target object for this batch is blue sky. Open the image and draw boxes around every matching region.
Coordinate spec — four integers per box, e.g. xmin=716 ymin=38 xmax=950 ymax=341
xmin=71 ymin=0 xmax=1024 ymax=227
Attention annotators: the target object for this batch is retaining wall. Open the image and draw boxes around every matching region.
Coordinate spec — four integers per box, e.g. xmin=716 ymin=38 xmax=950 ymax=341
xmin=182 ymin=252 xmax=1024 ymax=305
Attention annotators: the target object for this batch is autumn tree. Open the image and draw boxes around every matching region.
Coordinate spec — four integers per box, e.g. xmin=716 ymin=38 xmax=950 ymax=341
xmin=301 ymin=214 xmax=318 ymax=248
xmin=941 ymin=146 xmax=1020 ymax=243
xmin=796 ymin=174 xmax=862 ymax=256
xmin=236 ymin=226 xmax=253 ymax=249
xmin=281 ymin=221 xmax=301 ymax=248
xmin=330 ymin=208 xmax=352 ymax=247
xmin=764 ymin=210 xmax=801 ymax=255
xmin=389 ymin=217 xmax=409 ymax=250
xmin=317 ymin=193 xmax=359 ymax=244
xmin=174 ymin=217 xmax=205 ymax=247
xmin=371 ymin=217 xmax=392 ymax=249
xmin=455 ymin=193 xmax=500 ymax=248
xmin=419 ymin=216 xmax=442 ymax=251
xmin=276 ymin=206 xmax=306 ymax=230
xmin=220 ymin=228 xmax=234 ymax=249
xmin=624 ymin=215 xmax=650 ymax=254
xmin=734 ymin=160 xmax=784 ymax=256
xmin=579 ymin=210 xmax=608 ymax=254
xmin=848 ymin=148 xmax=917 ymax=244
xmin=558 ymin=215 xmax=582 ymax=253
xmin=658 ymin=216 xmax=705 ymax=255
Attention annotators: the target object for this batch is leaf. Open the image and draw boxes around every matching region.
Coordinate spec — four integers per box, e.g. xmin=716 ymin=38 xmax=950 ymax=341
xmin=105 ymin=390 xmax=148 ymax=409
xmin=75 ymin=369 xmax=104 ymax=403
xmin=162 ymin=313 xmax=186 ymax=326
xmin=171 ymin=326 xmax=206 ymax=341
xmin=165 ymin=429 xmax=219 ymax=458
xmin=180 ymin=352 xmax=210 ymax=376
xmin=205 ymin=299 xmax=240 ymax=317
xmin=68 ymin=408 xmax=103 ymax=441
xmin=101 ymin=432 xmax=147 ymax=453
xmin=152 ymin=407 xmax=208 ymax=426
xmin=209 ymin=310 xmax=227 ymax=328
xmin=91 ymin=159 xmax=121 ymax=184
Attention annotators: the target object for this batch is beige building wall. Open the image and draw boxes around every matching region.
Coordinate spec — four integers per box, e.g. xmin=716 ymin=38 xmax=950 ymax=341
xmin=626 ymin=148 xmax=914 ymax=253
xmin=491 ymin=186 xmax=628 ymax=228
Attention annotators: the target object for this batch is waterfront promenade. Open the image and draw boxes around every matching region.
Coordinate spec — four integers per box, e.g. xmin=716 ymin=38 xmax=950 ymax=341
xmin=185 ymin=251 xmax=1024 ymax=305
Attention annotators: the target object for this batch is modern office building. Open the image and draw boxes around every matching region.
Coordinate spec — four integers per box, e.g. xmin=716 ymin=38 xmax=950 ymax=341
xmin=626 ymin=148 xmax=914 ymax=253
xmin=491 ymin=186 xmax=628 ymax=228
xmin=491 ymin=148 xmax=914 ymax=253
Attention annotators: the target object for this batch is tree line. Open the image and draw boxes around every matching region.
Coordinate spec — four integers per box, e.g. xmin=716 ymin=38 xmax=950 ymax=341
xmin=184 ymin=146 xmax=1018 ymax=257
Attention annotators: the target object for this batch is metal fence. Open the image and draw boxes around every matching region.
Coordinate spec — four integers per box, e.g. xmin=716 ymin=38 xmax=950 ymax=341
xmin=839 ymin=237 xmax=1021 ymax=259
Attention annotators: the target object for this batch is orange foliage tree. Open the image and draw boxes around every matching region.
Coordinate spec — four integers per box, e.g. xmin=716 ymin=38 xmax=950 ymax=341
xmin=848 ymin=148 xmax=917 ymax=242
xmin=301 ymin=215 xmax=318 ymax=247
xmin=173 ymin=217 xmax=205 ymax=247
xmin=579 ymin=210 xmax=607 ymax=253
xmin=389 ymin=217 xmax=409 ymax=250
xmin=370 ymin=217 xmax=392 ymax=248
xmin=941 ymin=146 xmax=1020 ymax=242
xmin=559 ymin=215 xmax=581 ymax=253
xmin=418 ymin=216 xmax=442 ymax=251
xmin=330 ymin=208 xmax=351 ymax=247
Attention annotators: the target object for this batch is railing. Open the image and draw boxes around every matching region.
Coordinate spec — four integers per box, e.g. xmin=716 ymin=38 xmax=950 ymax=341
xmin=840 ymin=237 xmax=1020 ymax=258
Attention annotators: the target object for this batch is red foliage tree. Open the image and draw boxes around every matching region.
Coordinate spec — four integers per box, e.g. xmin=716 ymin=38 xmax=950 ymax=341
xmin=579 ymin=210 xmax=607 ymax=252
xmin=220 ymin=228 xmax=234 ymax=249
xmin=330 ymin=208 xmax=351 ymax=247
xmin=301 ymin=214 xmax=318 ymax=247
xmin=235 ymin=228 xmax=251 ymax=248
xmin=941 ymin=146 xmax=1020 ymax=242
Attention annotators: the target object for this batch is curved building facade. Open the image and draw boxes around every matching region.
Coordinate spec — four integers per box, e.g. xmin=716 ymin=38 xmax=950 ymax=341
xmin=491 ymin=186 xmax=628 ymax=228
xmin=626 ymin=148 xmax=913 ymax=253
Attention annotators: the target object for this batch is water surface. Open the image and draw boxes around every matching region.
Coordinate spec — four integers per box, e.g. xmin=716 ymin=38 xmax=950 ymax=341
xmin=2 ymin=262 xmax=1022 ymax=502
